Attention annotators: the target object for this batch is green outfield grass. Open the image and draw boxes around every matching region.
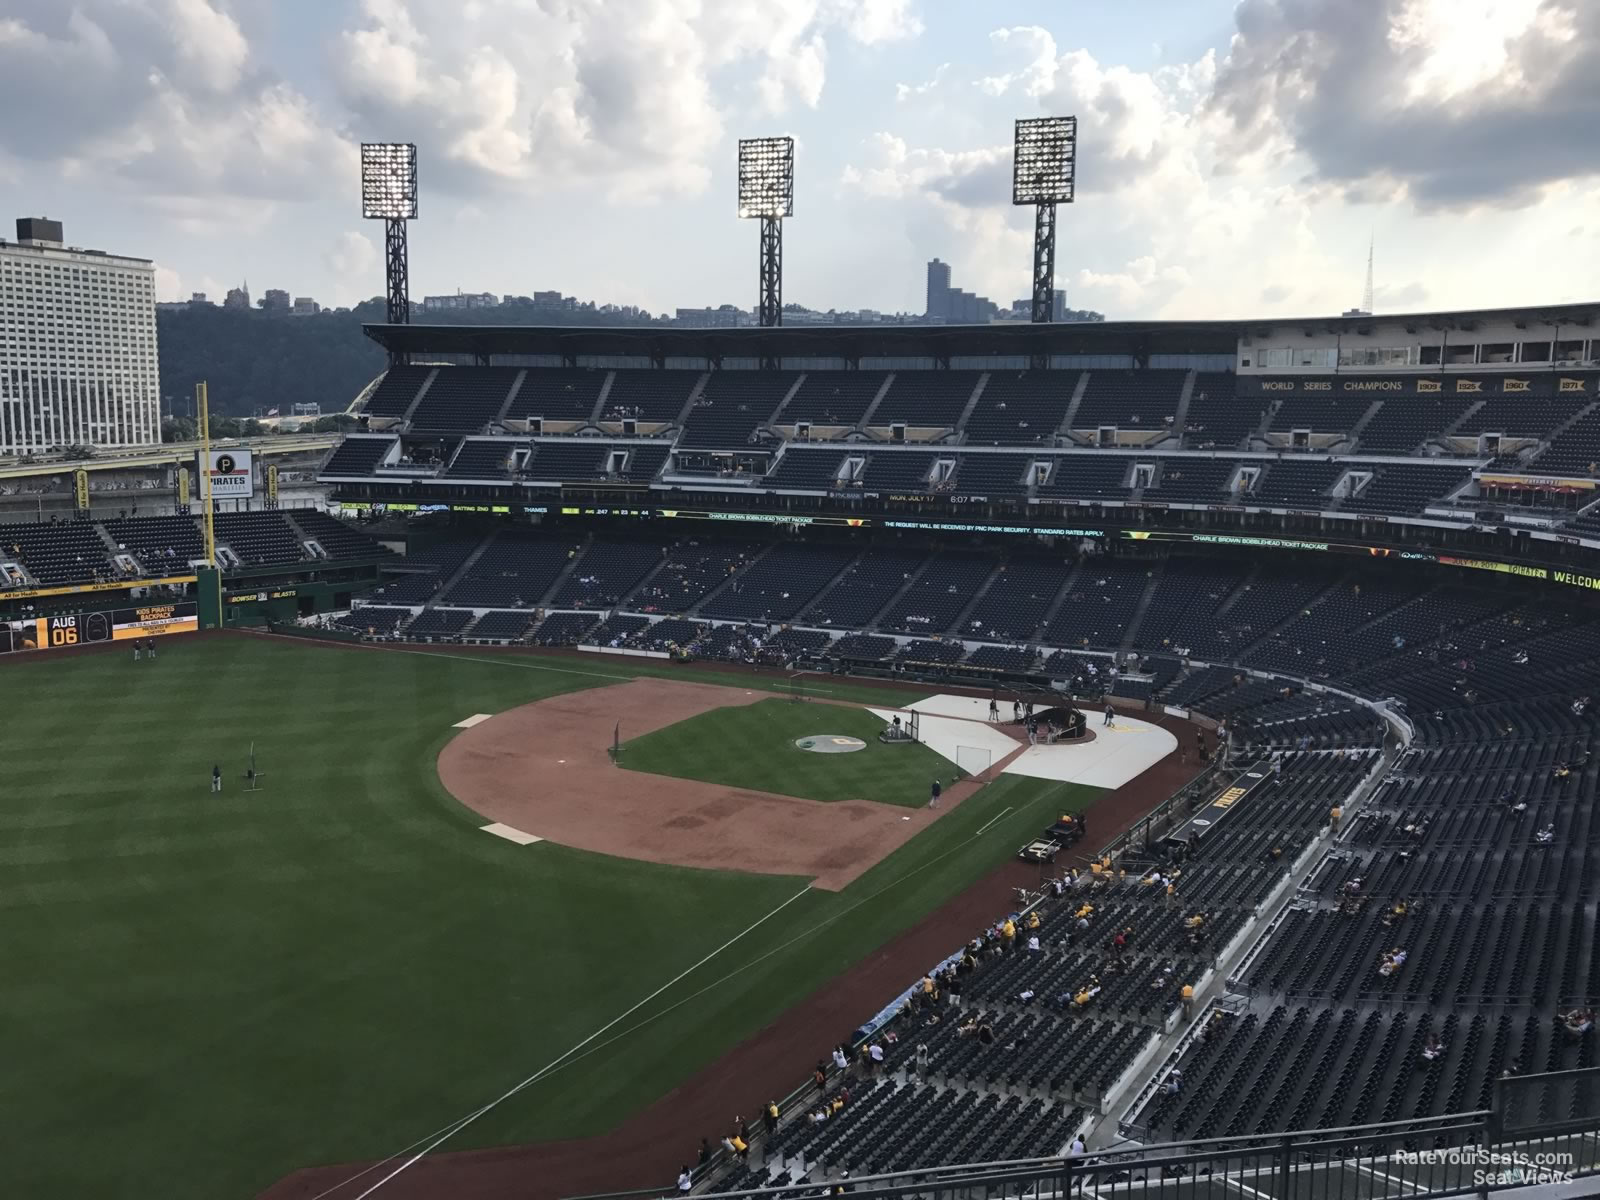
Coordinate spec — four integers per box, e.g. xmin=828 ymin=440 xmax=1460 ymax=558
xmin=618 ymin=697 xmax=956 ymax=806
xmin=0 ymin=636 xmax=1102 ymax=1199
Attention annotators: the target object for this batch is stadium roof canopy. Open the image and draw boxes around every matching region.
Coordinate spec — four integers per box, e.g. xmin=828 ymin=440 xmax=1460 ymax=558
xmin=364 ymin=300 xmax=1600 ymax=363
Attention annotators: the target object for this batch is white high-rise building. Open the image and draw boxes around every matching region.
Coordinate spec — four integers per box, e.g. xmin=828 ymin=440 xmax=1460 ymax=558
xmin=0 ymin=217 xmax=160 ymax=454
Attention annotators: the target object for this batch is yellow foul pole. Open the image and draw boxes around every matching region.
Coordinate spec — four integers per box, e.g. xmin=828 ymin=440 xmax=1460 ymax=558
xmin=198 ymin=381 xmax=216 ymax=568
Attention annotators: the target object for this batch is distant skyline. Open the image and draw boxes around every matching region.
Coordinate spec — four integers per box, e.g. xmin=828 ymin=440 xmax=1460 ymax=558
xmin=4 ymin=1 xmax=1598 ymax=320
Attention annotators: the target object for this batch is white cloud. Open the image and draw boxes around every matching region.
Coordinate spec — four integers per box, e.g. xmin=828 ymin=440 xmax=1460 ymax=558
xmin=895 ymin=62 xmax=948 ymax=102
xmin=326 ymin=231 xmax=380 ymax=280
xmin=335 ymin=0 xmax=923 ymax=200
xmin=153 ymin=264 xmax=183 ymax=302
xmin=1209 ymin=0 xmax=1600 ymax=209
xmin=0 ymin=1 xmax=350 ymax=217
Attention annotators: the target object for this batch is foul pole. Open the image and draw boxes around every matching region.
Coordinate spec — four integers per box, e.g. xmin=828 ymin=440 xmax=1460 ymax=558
xmin=198 ymin=381 xmax=216 ymax=567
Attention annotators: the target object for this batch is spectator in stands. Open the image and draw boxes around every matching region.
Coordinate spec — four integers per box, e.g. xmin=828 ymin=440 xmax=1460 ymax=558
xmin=1378 ymin=947 xmax=1407 ymax=976
xmin=831 ymin=1045 xmax=848 ymax=1073
xmin=764 ymin=1100 xmax=779 ymax=1135
xmin=697 ymin=1139 xmax=712 ymax=1169
xmin=1422 ymin=1032 xmax=1444 ymax=1063
xmin=1536 ymin=824 xmax=1556 ymax=844
xmin=677 ymin=1166 xmax=693 ymax=1192
xmin=1164 ymin=1069 xmax=1182 ymax=1096
xmin=1563 ymin=1009 xmax=1595 ymax=1038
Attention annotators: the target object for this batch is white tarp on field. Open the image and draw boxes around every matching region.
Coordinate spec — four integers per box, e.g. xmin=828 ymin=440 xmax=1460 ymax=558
xmin=866 ymin=707 xmax=1019 ymax=775
xmin=898 ymin=693 xmax=1177 ymax=790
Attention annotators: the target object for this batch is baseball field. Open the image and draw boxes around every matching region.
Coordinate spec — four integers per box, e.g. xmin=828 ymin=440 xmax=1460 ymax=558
xmin=1 ymin=634 xmax=1126 ymax=1200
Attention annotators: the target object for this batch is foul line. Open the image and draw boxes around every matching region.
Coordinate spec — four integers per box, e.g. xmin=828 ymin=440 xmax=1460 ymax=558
xmin=309 ymin=796 xmax=1034 ymax=1199
xmin=974 ymin=806 xmax=1014 ymax=837
xmin=330 ymin=883 xmax=812 ymax=1200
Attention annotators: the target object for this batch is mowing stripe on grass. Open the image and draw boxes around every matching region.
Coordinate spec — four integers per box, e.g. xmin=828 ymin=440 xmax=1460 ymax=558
xmin=323 ymin=790 xmax=1058 ymax=1200
xmin=247 ymin=631 xmax=928 ymax=706
xmin=342 ymin=882 xmax=814 ymax=1199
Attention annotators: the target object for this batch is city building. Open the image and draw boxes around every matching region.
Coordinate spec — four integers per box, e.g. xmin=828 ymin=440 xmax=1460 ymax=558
xmin=290 ymin=296 xmax=320 ymax=317
xmin=0 ymin=217 xmax=160 ymax=453
xmin=923 ymin=257 xmax=997 ymax=323
xmin=223 ymin=284 xmax=251 ymax=310
xmin=925 ymin=258 xmax=951 ymax=319
xmin=421 ymin=291 xmax=498 ymax=311
xmin=674 ymin=304 xmax=748 ymax=327
xmin=261 ymin=289 xmax=291 ymax=313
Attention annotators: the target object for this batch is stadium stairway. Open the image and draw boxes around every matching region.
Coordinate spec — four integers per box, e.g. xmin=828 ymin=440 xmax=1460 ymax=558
xmin=787 ymin=548 xmax=871 ymax=624
xmin=673 ymin=373 xmax=712 ymax=430
xmin=855 ymin=373 xmax=899 ymax=431
xmin=953 ymin=373 xmax=991 ymax=437
xmin=1438 ymin=398 xmax=1485 ymax=445
xmin=398 ymin=368 xmax=438 ymax=427
xmin=1535 ymin=397 xmax=1600 ymax=467
xmin=429 ymin=533 xmax=497 ymax=604
xmin=945 ymin=559 xmax=1007 ymax=636
xmin=534 ymin=533 xmax=594 ymax=607
xmin=1346 ymin=400 xmax=1384 ymax=450
xmin=858 ymin=552 xmax=940 ymax=631
xmin=1228 ymin=572 xmax=1351 ymax=660
xmin=1031 ymin=559 xmax=1087 ymax=641
xmin=587 ymin=371 xmax=617 ymax=425
xmin=1117 ymin=561 xmax=1169 ymax=652
xmin=1058 ymin=371 xmax=1091 ymax=438
xmin=765 ymin=373 xmax=811 ymax=429
xmin=1165 ymin=370 xmax=1198 ymax=448
xmin=493 ymin=371 xmax=528 ymax=427
xmin=1250 ymin=397 xmax=1281 ymax=447
xmin=687 ymin=541 xmax=779 ymax=616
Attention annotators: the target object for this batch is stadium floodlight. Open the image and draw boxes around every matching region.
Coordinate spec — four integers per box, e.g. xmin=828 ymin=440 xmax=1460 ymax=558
xmin=738 ymin=136 xmax=795 ymax=219
xmin=359 ymin=143 xmax=418 ymax=356
xmin=360 ymin=142 xmax=419 ymax=219
xmin=738 ymin=136 xmax=794 ymax=332
xmin=1012 ymin=116 xmax=1077 ymax=206
xmin=1012 ymin=116 xmax=1077 ymax=331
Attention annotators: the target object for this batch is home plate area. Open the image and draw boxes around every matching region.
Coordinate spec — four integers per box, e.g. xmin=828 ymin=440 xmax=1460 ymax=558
xmin=871 ymin=694 xmax=1177 ymax=790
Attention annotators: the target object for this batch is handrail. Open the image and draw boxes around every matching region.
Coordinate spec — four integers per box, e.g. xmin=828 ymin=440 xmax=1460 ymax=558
xmin=568 ymin=1107 xmax=1518 ymax=1200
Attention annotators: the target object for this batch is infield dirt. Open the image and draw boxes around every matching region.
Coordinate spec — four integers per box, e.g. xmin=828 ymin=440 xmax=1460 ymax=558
xmin=438 ymin=678 xmax=1026 ymax=891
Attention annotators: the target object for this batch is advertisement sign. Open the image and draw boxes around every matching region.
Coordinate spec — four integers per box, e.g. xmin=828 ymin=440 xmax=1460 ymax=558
xmin=74 ymin=468 xmax=90 ymax=511
xmin=198 ymin=449 xmax=253 ymax=500
xmin=0 ymin=602 xmax=198 ymax=654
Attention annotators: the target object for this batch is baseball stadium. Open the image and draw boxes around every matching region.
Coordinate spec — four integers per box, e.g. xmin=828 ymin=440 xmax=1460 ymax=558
xmin=9 ymin=155 xmax=1600 ymax=1200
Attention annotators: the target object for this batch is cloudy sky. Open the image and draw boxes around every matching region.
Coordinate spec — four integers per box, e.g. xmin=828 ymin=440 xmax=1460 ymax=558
xmin=4 ymin=0 xmax=1598 ymax=319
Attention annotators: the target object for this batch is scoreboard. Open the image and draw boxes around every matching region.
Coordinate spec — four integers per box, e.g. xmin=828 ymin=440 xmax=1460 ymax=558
xmin=0 ymin=602 xmax=198 ymax=654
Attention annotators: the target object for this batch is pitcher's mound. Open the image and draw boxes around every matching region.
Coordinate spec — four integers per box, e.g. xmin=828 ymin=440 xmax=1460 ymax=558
xmin=796 ymin=735 xmax=867 ymax=753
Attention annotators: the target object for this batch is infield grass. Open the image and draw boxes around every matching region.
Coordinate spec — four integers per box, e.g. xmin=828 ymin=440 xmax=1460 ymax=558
xmin=1 ymin=635 xmax=1102 ymax=1199
xmin=618 ymin=697 xmax=956 ymax=806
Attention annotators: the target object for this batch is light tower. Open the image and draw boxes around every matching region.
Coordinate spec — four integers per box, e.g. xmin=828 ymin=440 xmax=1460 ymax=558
xmin=738 ymin=136 xmax=795 ymax=335
xmin=1012 ymin=116 xmax=1077 ymax=336
xmin=360 ymin=142 xmax=418 ymax=365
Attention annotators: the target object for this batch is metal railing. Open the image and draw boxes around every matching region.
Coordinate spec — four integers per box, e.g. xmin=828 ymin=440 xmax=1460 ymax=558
xmin=571 ymin=1084 xmax=1600 ymax=1200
